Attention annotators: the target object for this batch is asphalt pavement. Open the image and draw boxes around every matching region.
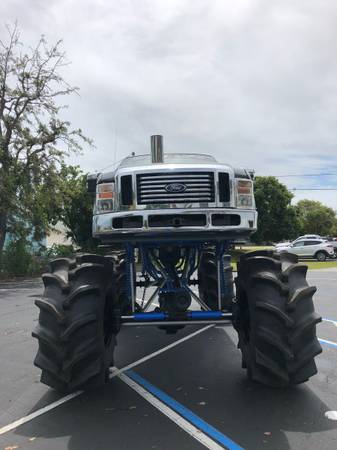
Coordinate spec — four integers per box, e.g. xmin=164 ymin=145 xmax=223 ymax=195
xmin=0 ymin=269 xmax=337 ymax=450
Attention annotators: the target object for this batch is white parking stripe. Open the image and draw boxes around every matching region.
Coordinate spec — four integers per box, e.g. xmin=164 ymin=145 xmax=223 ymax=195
xmin=0 ymin=325 xmax=213 ymax=436
xmin=217 ymin=323 xmax=337 ymax=352
xmin=118 ymin=371 xmax=227 ymax=450
xmin=109 ymin=325 xmax=213 ymax=378
xmin=308 ymin=278 xmax=337 ymax=281
xmin=0 ymin=288 xmax=38 ymax=292
xmin=136 ymin=297 xmax=160 ymax=308
xmin=323 ymin=318 xmax=337 ymax=327
xmin=215 ymin=325 xmax=238 ymax=347
xmin=0 ymin=391 xmax=82 ymax=435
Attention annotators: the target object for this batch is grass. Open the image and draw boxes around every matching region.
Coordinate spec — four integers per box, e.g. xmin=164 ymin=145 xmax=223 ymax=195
xmin=303 ymin=261 xmax=337 ymax=270
xmin=235 ymin=245 xmax=274 ymax=252
xmin=231 ymin=260 xmax=337 ymax=271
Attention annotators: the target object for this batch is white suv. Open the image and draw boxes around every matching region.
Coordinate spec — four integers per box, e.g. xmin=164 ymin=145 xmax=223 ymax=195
xmin=275 ymin=239 xmax=335 ymax=261
xmin=275 ymin=235 xmax=321 ymax=249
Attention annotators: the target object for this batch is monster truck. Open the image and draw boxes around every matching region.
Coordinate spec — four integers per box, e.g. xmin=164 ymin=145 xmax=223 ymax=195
xmin=33 ymin=135 xmax=322 ymax=392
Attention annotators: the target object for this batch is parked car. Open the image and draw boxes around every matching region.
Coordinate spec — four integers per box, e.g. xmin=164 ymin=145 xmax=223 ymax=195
xmin=322 ymin=236 xmax=337 ymax=257
xmin=275 ymin=235 xmax=321 ymax=249
xmin=275 ymin=238 xmax=335 ymax=261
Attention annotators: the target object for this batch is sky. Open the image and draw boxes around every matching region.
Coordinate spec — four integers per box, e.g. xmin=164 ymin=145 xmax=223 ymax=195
xmin=1 ymin=0 xmax=337 ymax=209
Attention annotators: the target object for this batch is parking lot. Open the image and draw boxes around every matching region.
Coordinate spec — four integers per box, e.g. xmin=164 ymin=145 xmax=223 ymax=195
xmin=1 ymin=269 xmax=337 ymax=450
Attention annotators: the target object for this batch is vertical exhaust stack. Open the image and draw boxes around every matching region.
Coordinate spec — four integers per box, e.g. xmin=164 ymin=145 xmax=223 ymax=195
xmin=151 ymin=135 xmax=164 ymax=163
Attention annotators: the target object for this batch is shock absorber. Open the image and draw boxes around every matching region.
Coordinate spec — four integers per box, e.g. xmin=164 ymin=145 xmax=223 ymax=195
xmin=215 ymin=242 xmax=234 ymax=310
xmin=125 ymin=243 xmax=136 ymax=313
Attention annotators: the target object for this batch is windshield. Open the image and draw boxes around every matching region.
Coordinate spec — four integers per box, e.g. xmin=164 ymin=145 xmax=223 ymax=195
xmin=119 ymin=153 xmax=217 ymax=168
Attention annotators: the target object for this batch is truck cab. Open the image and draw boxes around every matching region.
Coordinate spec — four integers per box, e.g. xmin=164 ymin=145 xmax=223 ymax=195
xmin=91 ymin=136 xmax=257 ymax=243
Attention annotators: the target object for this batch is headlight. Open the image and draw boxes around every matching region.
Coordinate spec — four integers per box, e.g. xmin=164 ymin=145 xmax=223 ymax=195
xmin=97 ymin=199 xmax=114 ymax=212
xmin=236 ymin=180 xmax=254 ymax=209
xmin=96 ymin=183 xmax=114 ymax=212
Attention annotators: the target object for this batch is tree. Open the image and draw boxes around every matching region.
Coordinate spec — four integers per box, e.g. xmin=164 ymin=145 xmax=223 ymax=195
xmin=252 ymin=176 xmax=300 ymax=244
xmin=331 ymin=220 xmax=337 ymax=237
xmin=0 ymin=24 xmax=90 ymax=257
xmin=295 ymin=200 xmax=337 ymax=236
xmin=57 ymin=165 xmax=97 ymax=250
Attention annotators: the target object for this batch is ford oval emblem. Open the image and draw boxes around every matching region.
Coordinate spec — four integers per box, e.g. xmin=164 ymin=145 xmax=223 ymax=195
xmin=165 ymin=182 xmax=187 ymax=193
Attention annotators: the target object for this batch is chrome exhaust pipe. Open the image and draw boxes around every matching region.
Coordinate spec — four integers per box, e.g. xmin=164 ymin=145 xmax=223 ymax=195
xmin=151 ymin=135 xmax=164 ymax=163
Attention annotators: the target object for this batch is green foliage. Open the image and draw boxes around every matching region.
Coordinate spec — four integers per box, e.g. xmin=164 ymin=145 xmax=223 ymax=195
xmin=1 ymin=239 xmax=32 ymax=276
xmin=330 ymin=222 xmax=337 ymax=236
xmin=0 ymin=24 xmax=91 ymax=256
xmin=295 ymin=200 xmax=337 ymax=236
xmin=252 ymin=176 xmax=301 ymax=244
xmin=0 ymin=241 xmax=79 ymax=278
xmin=56 ymin=165 xmax=97 ymax=251
xmin=0 ymin=239 xmax=42 ymax=277
xmin=44 ymin=243 xmax=77 ymax=259
xmin=251 ymin=178 xmax=337 ymax=243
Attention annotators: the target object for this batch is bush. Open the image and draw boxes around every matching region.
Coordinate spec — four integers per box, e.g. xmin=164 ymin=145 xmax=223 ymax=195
xmin=0 ymin=242 xmax=79 ymax=279
xmin=44 ymin=243 xmax=77 ymax=259
xmin=0 ymin=239 xmax=37 ymax=277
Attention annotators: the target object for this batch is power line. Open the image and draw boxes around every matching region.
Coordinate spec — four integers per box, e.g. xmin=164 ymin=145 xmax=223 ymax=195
xmin=290 ymin=188 xmax=337 ymax=191
xmin=260 ymin=173 xmax=337 ymax=178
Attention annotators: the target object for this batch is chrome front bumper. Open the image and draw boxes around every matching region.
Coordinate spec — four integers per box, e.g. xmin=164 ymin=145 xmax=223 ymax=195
xmin=93 ymin=208 xmax=257 ymax=243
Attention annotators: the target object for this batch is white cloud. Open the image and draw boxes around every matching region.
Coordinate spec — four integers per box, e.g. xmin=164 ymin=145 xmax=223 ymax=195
xmin=1 ymin=0 xmax=336 ymax=209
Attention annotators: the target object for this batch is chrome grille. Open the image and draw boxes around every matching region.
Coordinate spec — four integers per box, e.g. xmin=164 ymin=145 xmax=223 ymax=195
xmin=136 ymin=172 xmax=215 ymax=204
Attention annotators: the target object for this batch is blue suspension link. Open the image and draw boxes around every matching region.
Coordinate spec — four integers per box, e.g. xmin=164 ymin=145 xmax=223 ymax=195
xmin=133 ymin=311 xmax=224 ymax=321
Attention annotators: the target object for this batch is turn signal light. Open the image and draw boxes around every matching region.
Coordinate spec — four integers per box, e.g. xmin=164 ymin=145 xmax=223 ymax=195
xmin=237 ymin=180 xmax=252 ymax=194
xmin=236 ymin=179 xmax=254 ymax=209
xmin=98 ymin=191 xmax=114 ymax=199
xmin=97 ymin=183 xmax=114 ymax=199
xmin=96 ymin=183 xmax=114 ymax=212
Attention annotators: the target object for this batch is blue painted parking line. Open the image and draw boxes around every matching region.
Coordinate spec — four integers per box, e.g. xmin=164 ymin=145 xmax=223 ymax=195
xmin=126 ymin=370 xmax=244 ymax=450
xmin=319 ymin=338 xmax=337 ymax=349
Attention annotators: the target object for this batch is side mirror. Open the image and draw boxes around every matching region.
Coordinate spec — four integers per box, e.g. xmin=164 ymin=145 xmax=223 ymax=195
xmin=87 ymin=173 xmax=99 ymax=194
xmin=248 ymin=170 xmax=255 ymax=180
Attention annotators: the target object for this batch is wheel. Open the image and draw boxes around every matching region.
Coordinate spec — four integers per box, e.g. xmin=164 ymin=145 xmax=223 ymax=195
xmin=33 ymin=254 xmax=120 ymax=393
xmin=316 ymin=251 xmax=327 ymax=262
xmin=198 ymin=249 xmax=234 ymax=310
xmin=234 ymin=250 xmax=322 ymax=387
xmin=113 ymin=251 xmax=136 ymax=314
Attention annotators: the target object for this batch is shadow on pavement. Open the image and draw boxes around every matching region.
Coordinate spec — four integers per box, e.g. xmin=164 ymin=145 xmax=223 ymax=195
xmin=13 ymin=368 xmax=337 ymax=449
xmin=6 ymin=325 xmax=337 ymax=450
xmin=14 ymin=379 xmax=207 ymax=450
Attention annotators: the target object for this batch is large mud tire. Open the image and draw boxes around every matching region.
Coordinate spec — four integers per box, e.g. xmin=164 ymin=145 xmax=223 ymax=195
xmin=198 ymin=249 xmax=234 ymax=310
xmin=33 ymin=254 xmax=120 ymax=393
xmin=234 ymin=250 xmax=322 ymax=387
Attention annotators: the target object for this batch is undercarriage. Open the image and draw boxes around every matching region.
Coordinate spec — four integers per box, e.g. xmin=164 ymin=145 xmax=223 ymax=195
xmin=117 ymin=241 xmax=234 ymax=328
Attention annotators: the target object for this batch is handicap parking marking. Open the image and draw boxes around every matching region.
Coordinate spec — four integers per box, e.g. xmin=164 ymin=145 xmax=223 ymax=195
xmin=318 ymin=318 xmax=337 ymax=349
xmin=319 ymin=338 xmax=337 ymax=349
xmin=0 ymin=325 xmax=213 ymax=436
xmin=216 ymin=320 xmax=337 ymax=356
xmin=119 ymin=369 xmax=244 ymax=450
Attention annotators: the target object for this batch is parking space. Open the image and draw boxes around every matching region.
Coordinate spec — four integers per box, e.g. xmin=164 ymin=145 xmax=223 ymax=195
xmin=1 ymin=270 xmax=337 ymax=450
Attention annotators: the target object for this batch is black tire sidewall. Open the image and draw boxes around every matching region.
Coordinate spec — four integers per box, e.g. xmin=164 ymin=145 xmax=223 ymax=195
xmin=316 ymin=251 xmax=326 ymax=261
